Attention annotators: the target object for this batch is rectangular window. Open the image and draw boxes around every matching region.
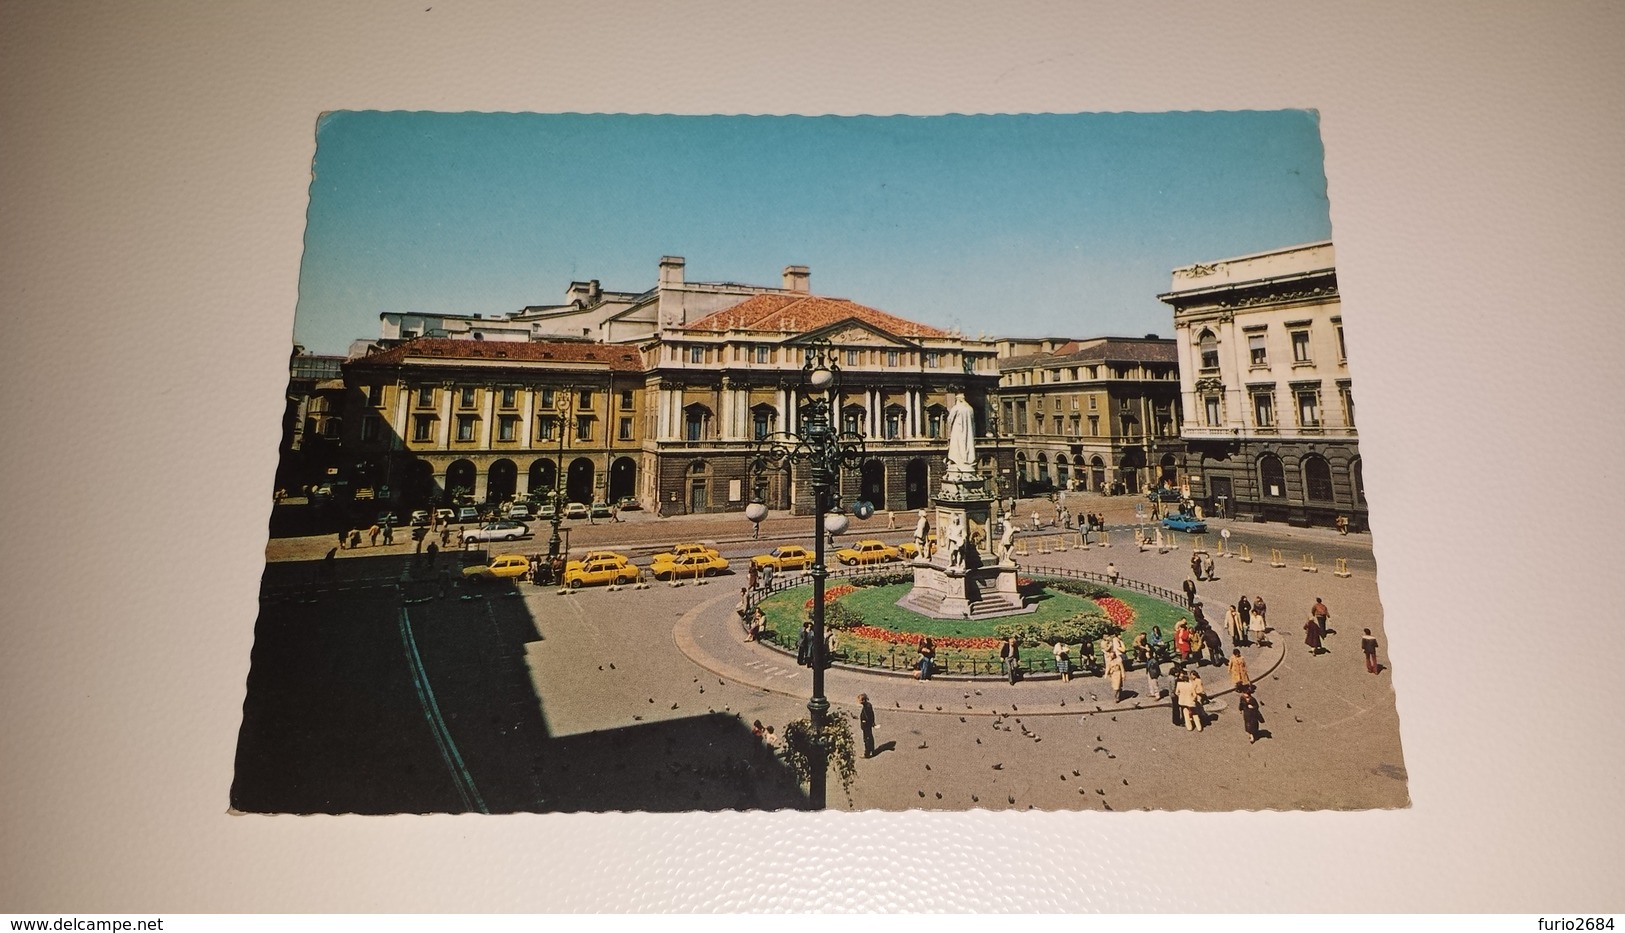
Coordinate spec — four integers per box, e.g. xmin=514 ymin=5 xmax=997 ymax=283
xmin=578 ymin=389 xmax=593 ymax=409
xmin=1341 ymin=386 xmax=1355 ymax=427
xmin=361 ymin=416 xmax=380 ymax=441
xmin=536 ymin=417 xmax=556 ymax=441
xmin=689 ymin=346 xmax=704 ymax=364
xmin=925 ymin=352 xmax=941 ymax=369
xmin=366 ymin=384 xmax=384 ymax=406
xmin=497 ymin=415 xmax=518 ymax=442
xmin=500 ymin=387 xmax=517 ymax=409
xmin=458 ymin=387 xmax=476 ymax=409
xmin=1337 ymin=324 xmax=1347 ymax=362
xmin=539 ymin=387 xmax=556 ymax=409
xmin=456 ymin=415 xmax=477 ymax=442
xmin=416 ymin=386 xmax=434 ymax=408
xmin=1253 ymin=393 xmax=1274 ymax=427
xmin=1205 ymin=396 xmax=1221 ymax=426
xmin=1291 ymin=330 xmax=1312 ymax=363
xmin=1119 ymin=397 xmax=1130 ymax=411
xmin=887 ymin=350 xmax=899 ymax=367
xmin=619 ymin=416 xmax=634 ymax=441
xmin=1088 ymin=415 xmax=1099 ymax=437
xmin=1088 ymin=395 xmax=1097 ymax=411
xmin=620 ymin=389 xmax=634 ymax=410
xmin=1248 ymin=333 xmax=1268 ymax=366
xmin=576 ymin=415 xmax=593 ymax=440
xmin=1048 ymin=369 xmax=1061 ymax=383
xmin=1035 ymin=414 xmax=1045 ymax=434
xmin=755 ymin=345 xmax=770 ymax=364
xmin=1297 ymin=390 xmax=1320 ymax=427
xmin=754 ymin=410 xmax=772 ymax=441
xmin=1120 ymin=416 xmax=1136 ymax=436
xmin=845 ymin=349 xmax=859 ymax=366
xmin=412 ymin=415 xmax=433 ymax=442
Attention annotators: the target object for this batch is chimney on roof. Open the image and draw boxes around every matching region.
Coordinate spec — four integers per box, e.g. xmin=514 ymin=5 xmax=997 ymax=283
xmin=659 ymin=256 xmax=685 ymax=286
xmin=589 ymin=279 xmax=601 ymax=302
xmin=783 ymin=265 xmax=810 ymax=293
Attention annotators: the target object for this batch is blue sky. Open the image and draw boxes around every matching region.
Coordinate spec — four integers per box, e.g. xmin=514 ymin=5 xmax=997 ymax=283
xmin=294 ymin=112 xmax=1332 ymax=354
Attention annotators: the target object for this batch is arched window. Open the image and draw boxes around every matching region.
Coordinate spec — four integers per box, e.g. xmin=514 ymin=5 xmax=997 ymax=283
xmin=1353 ymin=457 xmax=1366 ymax=504
xmin=1303 ymin=455 xmax=1334 ymax=502
xmin=925 ymin=404 xmax=947 ymax=439
xmin=1259 ymin=454 xmax=1286 ymax=499
xmin=1037 ymin=453 xmax=1050 ymax=483
xmin=750 ymin=403 xmax=777 ymax=441
xmin=841 ymin=404 xmax=866 ymax=436
xmin=1198 ymin=329 xmax=1219 ymax=370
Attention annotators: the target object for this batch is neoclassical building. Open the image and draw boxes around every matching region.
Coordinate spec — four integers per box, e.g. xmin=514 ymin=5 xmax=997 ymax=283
xmin=1162 ymin=241 xmax=1365 ymax=528
xmin=995 ymin=336 xmax=1181 ymax=495
xmin=340 ymin=339 xmax=647 ymax=507
xmin=640 ymin=286 xmax=1011 ymax=516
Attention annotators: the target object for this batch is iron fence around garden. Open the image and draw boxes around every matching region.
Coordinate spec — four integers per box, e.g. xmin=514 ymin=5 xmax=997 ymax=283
xmin=741 ymin=563 xmax=1188 ymax=678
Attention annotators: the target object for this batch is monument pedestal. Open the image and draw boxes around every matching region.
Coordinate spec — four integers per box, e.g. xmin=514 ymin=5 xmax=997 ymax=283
xmin=895 ymin=470 xmax=1035 ymax=621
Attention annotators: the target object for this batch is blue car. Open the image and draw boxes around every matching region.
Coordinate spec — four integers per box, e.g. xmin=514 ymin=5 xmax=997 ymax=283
xmin=1161 ymin=513 xmax=1207 ymax=533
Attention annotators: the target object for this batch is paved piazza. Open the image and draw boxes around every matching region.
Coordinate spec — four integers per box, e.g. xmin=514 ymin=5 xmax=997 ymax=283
xmin=236 ymin=494 xmax=1405 ymax=813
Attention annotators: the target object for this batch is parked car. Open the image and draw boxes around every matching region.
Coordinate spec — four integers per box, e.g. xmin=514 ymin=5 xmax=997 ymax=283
xmin=409 ymin=510 xmax=431 ymax=526
xmin=563 ymin=555 xmax=638 ymax=588
xmin=897 ymin=534 xmax=937 ymax=559
xmin=505 ymin=503 xmax=534 ymax=521
xmin=563 ymin=502 xmax=589 ymax=520
xmin=614 ymin=496 xmax=642 ymax=511
xmin=669 ymin=542 xmax=723 ymax=560
xmin=462 ymin=553 xmax=532 ymax=582
xmin=650 ymin=552 xmax=730 ymax=580
xmin=462 ymin=520 xmax=531 ymax=543
xmin=434 ymin=508 xmax=455 ymax=525
xmin=750 ymin=545 xmax=815 ymax=572
xmin=589 ymin=501 xmax=613 ymax=519
xmin=835 ymin=539 xmax=902 ymax=566
xmin=454 ymin=506 xmax=480 ymax=523
xmin=1161 ymin=512 xmax=1207 ymax=533
xmin=375 ymin=510 xmax=399 ymax=526
xmin=1148 ymin=487 xmax=1184 ymax=503
xmin=577 ymin=549 xmax=632 ymax=564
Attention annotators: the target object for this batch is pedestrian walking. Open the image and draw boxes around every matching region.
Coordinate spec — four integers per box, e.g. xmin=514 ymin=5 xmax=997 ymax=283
xmin=760 ymin=563 xmax=775 ymax=590
xmin=1311 ymin=597 xmax=1331 ymax=639
xmin=1361 ymin=628 xmax=1381 ymax=674
xmin=796 ymin=622 xmax=814 ymax=667
xmin=1203 ymin=552 xmax=1215 ymax=581
xmin=1201 ymin=624 xmax=1223 ymax=667
xmin=1228 ymin=648 xmax=1251 ymax=687
xmin=1237 ymin=684 xmax=1264 ymax=743
xmin=1104 ymin=640 xmax=1126 ymax=702
xmin=1032 ymin=511 xmax=1041 ymax=531
xmin=1176 ymin=669 xmax=1204 ymax=732
xmin=338 ymin=529 xmax=347 ymax=550
xmin=382 ymin=522 xmax=394 ymax=546
xmin=368 ymin=524 xmax=380 ymax=547
xmin=858 ymin=694 xmax=876 ymax=758
xmin=1053 ymin=640 xmax=1072 ymax=682
xmin=1253 ymin=595 xmax=1267 ymax=627
xmin=747 ymin=562 xmax=759 ymax=591
xmin=1174 ymin=620 xmax=1193 ymax=663
xmin=1106 ymin=562 xmax=1119 ymax=585
xmin=1170 ymin=667 xmax=1186 ymax=727
xmin=1190 ymin=552 xmax=1204 ymax=581
xmin=1237 ymin=594 xmax=1252 ymax=627
xmin=349 ymin=529 xmax=362 ymax=549
xmin=1248 ymin=604 xmax=1267 ymax=646
xmin=887 ymin=510 xmax=896 ymax=530
xmin=439 ymin=526 xmax=450 ymax=547
xmin=1304 ymin=615 xmax=1324 ymax=655
xmin=1000 ymin=635 xmax=1021 ymax=685
xmin=915 ymin=636 xmax=936 ymax=680
xmin=1182 ymin=578 xmax=1198 ymax=608
xmin=1226 ymin=604 xmax=1246 ymax=647
xmin=1141 ymin=637 xmax=1162 ymax=699
xmin=1336 ymin=514 xmax=1349 ymax=535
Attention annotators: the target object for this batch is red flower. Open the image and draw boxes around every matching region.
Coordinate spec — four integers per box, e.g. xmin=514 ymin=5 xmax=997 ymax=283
xmin=804 ymin=584 xmax=857 ymax=609
xmin=1093 ymin=596 xmax=1135 ymax=627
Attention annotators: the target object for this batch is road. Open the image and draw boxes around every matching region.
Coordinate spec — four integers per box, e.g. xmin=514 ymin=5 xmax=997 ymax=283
xmin=235 ymin=494 xmax=1403 ymax=812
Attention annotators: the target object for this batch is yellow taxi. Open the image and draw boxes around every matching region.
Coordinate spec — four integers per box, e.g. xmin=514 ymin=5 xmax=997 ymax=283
xmin=898 ymin=534 xmax=937 ymax=560
xmin=834 ymin=539 xmax=902 ymax=566
xmin=750 ymin=545 xmax=815 ymax=572
xmin=668 ymin=542 xmax=722 ymax=560
xmin=577 ymin=549 xmax=632 ymax=564
xmin=562 ymin=554 xmax=638 ymax=588
xmin=650 ymin=551 xmax=730 ymax=580
xmin=462 ymin=553 xmax=533 ymax=582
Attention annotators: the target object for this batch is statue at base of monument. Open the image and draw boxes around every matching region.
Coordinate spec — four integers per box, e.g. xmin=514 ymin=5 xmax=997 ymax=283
xmin=913 ymin=509 xmax=929 ymax=557
xmin=946 ymin=513 xmax=968 ymax=570
xmin=999 ymin=520 xmax=1016 ymax=565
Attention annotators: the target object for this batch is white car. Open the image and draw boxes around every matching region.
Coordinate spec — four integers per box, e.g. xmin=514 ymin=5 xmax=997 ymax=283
xmin=462 ymin=520 xmax=531 ymax=543
xmin=563 ymin=502 xmax=589 ymax=520
xmin=506 ymin=503 xmax=534 ymax=521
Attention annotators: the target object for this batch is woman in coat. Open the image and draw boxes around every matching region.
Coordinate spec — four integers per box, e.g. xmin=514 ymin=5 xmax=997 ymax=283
xmin=1174 ymin=621 xmax=1193 ymax=662
xmin=1237 ymin=684 xmax=1264 ymax=743
xmin=1226 ymin=604 xmax=1246 ymax=647
xmin=1303 ymin=615 xmax=1324 ymax=655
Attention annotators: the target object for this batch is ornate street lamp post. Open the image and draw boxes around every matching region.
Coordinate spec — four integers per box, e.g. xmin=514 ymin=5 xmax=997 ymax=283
xmin=745 ymin=339 xmax=869 ymax=810
xmin=545 ymin=391 xmax=573 ymax=563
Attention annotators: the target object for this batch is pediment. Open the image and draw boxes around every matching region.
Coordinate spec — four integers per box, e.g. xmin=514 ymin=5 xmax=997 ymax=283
xmin=793 ymin=319 xmax=919 ymax=350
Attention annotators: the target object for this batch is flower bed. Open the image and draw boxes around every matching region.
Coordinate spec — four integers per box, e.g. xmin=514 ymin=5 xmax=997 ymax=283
xmin=804 ymin=584 xmax=856 ymax=609
xmin=847 ymin=626 xmax=1004 ymax=651
xmin=1093 ymin=596 xmax=1135 ymax=628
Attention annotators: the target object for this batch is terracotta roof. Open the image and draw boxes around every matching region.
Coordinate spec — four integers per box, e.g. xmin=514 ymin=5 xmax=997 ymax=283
xmin=685 ymin=294 xmax=948 ymax=339
xmin=348 ymin=338 xmax=644 ymax=372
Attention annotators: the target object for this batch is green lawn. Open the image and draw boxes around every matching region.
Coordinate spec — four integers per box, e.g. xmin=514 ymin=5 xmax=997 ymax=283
xmin=756 ymin=579 xmax=1194 ymax=672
